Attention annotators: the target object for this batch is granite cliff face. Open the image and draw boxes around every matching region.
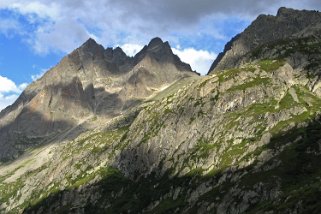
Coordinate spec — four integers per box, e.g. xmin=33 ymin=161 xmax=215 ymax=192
xmin=0 ymin=37 xmax=196 ymax=162
xmin=1 ymin=7 xmax=321 ymax=214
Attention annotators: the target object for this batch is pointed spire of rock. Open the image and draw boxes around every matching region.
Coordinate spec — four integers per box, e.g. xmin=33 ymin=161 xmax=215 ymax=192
xmin=113 ymin=46 xmax=127 ymax=58
xmin=81 ymin=38 xmax=99 ymax=49
xmin=132 ymin=37 xmax=195 ymax=74
xmin=147 ymin=37 xmax=164 ymax=48
xmin=146 ymin=37 xmax=172 ymax=52
xmin=79 ymin=38 xmax=104 ymax=54
xmin=83 ymin=37 xmax=98 ymax=45
xmin=276 ymin=7 xmax=295 ymax=17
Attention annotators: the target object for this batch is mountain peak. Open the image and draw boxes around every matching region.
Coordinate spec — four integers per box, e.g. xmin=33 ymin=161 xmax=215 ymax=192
xmin=276 ymin=7 xmax=290 ymax=16
xmin=276 ymin=7 xmax=292 ymax=16
xmin=208 ymin=7 xmax=321 ymax=74
xmin=78 ymin=37 xmax=104 ymax=56
xmin=103 ymin=47 xmax=127 ymax=57
xmin=148 ymin=37 xmax=164 ymax=47
xmin=114 ymin=46 xmax=126 ymax=56
xmin=82 ymin=38 xmax=99 ymax=48
xmin=145 ymin=37 xmax=172 ymax=54
xmin=131 ymin=37 xmax=194 ymax=73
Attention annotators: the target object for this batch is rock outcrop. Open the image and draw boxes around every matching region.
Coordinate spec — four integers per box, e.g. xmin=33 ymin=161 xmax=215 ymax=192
xmin=208 ymin=7 xmax=321 ymax=73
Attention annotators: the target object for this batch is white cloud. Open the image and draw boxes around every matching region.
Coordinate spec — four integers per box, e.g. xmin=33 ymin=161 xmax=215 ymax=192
xmin=172 ymin=48 xmax=216 ymax=75
xmin=0 ymin=75 xmax=28 ymax=111
xmin=1 ymin=1 xmax=60 ymax=19
xmin=31 ymin=69 xmax=46 ymax=81
xmin=0 ymin=68 xmax=48 ymax=111
xmin=1 ymin=0 xmax=321 ymax=72
xmin=0 ymin=18 xmax=23 ymax=37
xmin=0 ymin=93 xmax=19 ymax=111
xmin=121 ymin=44 xmax=144 ymax=57
xmin=18 ymin=83 xmax=28 ymax=91
xmin=0 ymin=1 xmax=317 ymax=56
xmin=5 ymin=0 xmax=320 ymax=56
xmin=0 ymin=75 xmax=21 ymax=93
xmin=31 ymin=72 xmax=43 ymax=81
xmin=30 ymin=18 xmax=93 ymax=54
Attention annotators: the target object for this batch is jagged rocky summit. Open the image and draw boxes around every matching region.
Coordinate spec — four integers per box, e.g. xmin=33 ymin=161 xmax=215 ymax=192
xmin=0 ymin=37 xmax=197 ymax=162
xmin=1 ymin=7 xmax=321 ymax=214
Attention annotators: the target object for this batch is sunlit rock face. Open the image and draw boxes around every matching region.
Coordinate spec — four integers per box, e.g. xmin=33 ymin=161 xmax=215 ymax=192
xmin=0 ymin=37 xmax=197 ymax=162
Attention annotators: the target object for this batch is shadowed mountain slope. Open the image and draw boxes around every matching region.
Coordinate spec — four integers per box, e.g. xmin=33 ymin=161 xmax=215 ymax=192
xmin=209 ymin=7 xmax=321 ymax=74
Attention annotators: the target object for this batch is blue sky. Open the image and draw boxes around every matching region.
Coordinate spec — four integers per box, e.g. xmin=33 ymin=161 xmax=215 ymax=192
xmin=0 ymin=0 xmax=321 ymax=110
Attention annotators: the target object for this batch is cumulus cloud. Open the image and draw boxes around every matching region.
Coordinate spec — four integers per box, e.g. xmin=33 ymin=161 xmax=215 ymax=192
xmin=0 ymin=75 xmax=27 ymax=111
xmin=31 ymin=67 xmax=49 ymax=81
xmin=31 ymin=19 xmax=92 ymax=54
xmin=172 ymin=48 xmax=216 ymax=75
xmin=1 ymin=2 xmax=320 ymax=57
xmin=0 ymin=18 xmax=24 ymax=37
xmin=18 ymin=83 xmax=28 ymax=91
xmin=31 ymin=72 xmax=44 ymax=81
xmin=121 ymin=44 xmax=144 ymax=57
xmin=0 ymin=93 xmax=18 ymax=111
xmin=0 ymin=0 xmax=60 ymax=19
xmin=1 ymin=0 xmax=321 ymax=56
xmin=0 ymin=76 xmax=21 ymax=93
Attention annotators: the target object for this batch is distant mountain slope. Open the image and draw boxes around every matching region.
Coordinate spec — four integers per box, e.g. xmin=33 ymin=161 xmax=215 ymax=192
xmin=208 ymin=7 xmax=321 ymax=74
xmin=0 ymin=37 xmax=197 ymax=162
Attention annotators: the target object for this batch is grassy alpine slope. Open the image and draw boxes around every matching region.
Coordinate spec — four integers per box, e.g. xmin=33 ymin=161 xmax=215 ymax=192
xmin=2 ymin=54 xmax=321 ymax=213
